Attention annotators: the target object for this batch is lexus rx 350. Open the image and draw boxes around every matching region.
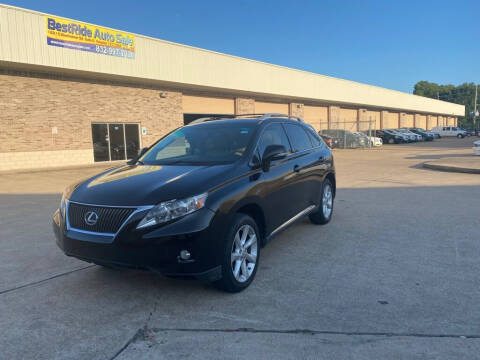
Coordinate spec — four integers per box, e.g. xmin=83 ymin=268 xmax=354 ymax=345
xmin=53 ymin=114 xmax=336 ymax=292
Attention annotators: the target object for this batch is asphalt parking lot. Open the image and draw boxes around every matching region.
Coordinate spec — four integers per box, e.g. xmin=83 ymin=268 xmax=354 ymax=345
xmin=1 ymin=138 xmax=479 ymax=359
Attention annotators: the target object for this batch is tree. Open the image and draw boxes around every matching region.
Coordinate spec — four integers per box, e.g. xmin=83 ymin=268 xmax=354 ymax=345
xmin=413 ymin=81 xmax=478 ymax=127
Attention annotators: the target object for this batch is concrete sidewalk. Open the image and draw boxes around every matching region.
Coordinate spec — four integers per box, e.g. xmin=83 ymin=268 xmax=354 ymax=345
xmin=423 ymin=156 xmax=480 ymax=174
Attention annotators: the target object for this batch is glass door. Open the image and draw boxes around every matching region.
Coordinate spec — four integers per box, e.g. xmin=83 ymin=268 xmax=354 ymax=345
xmin=108 ymin=124 xmax=126 ymax=161
xmin=91 ymin=124 xmax=109 ymax=162
xmin=125 ymin=124 xmax=140 ymax=159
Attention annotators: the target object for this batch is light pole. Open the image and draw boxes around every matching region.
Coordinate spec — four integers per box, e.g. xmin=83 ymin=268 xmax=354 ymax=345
xmin=473 ymin=85 xmax=478 ymax=131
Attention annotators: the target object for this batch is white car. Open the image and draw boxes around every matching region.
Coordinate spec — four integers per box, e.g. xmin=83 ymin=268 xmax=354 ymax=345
xmin=354 ymin=132 xmax=382 ymax=147
xmin=369 ymin=136 xmax=383 ymax=147
xmin=431 ymin=126 xmax=467 ymax=138
xmin=474 ymin=140 xmax=480 ymax=156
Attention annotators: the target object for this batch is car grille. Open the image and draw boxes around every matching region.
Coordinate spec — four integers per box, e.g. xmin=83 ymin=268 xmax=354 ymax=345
xmin=67 ymin=202 xmax=135 ymax=234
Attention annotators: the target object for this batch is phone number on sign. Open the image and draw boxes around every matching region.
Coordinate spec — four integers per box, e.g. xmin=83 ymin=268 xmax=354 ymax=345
xmin=95 ymin=45 xmax=135 ymax=59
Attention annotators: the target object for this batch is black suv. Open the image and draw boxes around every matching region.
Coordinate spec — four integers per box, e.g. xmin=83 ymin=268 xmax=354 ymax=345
xmin=53 ymin=114 xmax=336 ymax=292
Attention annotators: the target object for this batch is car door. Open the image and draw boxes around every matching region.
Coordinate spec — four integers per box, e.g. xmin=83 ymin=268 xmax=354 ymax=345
xmin=255 ymin=123 xmax=297 ymax=234
xmin=282 ymin=123 xmax=321 ymax=217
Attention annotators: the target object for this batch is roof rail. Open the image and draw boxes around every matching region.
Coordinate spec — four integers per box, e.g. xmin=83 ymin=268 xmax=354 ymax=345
xmin=257 ymin=113 xmax=303 ymax=122
xmin=188 ymin=115 xmax=235 ymax=125
xmin=188 ymin=113 xmax=303 ymax=125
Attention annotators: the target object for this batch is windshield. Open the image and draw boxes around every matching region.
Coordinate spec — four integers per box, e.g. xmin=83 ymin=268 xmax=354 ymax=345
xmin=140 ymin=123 xmax=256 ymax=165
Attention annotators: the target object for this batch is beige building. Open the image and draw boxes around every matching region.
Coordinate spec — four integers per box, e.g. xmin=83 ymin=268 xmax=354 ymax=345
xmin=0 ymin=4 xmax=465 ymax=171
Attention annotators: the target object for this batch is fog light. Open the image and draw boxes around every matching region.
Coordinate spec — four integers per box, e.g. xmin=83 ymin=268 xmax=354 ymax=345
xmin=179 ymin=250 xmax=191 ymax=260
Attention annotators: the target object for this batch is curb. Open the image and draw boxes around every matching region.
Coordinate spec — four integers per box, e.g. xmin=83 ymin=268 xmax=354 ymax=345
xmin=422 ymin=162 xmax=480 ymax=174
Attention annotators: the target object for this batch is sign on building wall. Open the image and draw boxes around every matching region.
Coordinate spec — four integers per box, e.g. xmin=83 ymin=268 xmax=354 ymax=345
xmin=45 ymin=16 xmax=135 ymax=59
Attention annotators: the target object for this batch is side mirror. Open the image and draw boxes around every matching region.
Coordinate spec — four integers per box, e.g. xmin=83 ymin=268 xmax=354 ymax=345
xmin=127 ymin=147 xmax=149 ymax=165
xmin=262 ymin=145 xmax=287 ymax=172
xmin=138 ymin=147 xmax=149 ymax=157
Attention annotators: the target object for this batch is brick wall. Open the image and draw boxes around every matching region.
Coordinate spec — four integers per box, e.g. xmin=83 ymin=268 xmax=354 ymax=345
xmin=0 ymin=149 xmax=93 ymax=171
xmin=234 ymin=98 xmax=255 ymax=114
xmin=0 ymin=72 xmax=183 ymax=155
xmin=288 ymin=103 xmax=304 ymax=119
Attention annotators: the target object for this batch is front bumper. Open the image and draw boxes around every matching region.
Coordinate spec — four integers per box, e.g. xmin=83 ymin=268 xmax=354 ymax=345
xmin=52 ymin=205 xmax=223 ymax=281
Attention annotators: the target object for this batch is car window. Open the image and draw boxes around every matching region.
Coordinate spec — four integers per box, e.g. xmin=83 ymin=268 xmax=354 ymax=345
xmin=283 ymin=123 xmax=313 ymax=152
xmin=141 ymin=123 xmax=256 ymax=165
xmin=257 ymin=123 xmax=291 ymax=157
xmin=306 ymin=128 xmax=322 ymax=147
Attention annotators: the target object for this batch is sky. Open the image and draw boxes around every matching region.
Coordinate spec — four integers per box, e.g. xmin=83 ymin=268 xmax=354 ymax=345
xmin=3 ymin=0 xmax=479 ymax=93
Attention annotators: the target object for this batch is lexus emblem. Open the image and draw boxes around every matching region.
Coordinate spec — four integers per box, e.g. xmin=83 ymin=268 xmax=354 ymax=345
xmin=84 ymin=211 xmax=99 ymax=226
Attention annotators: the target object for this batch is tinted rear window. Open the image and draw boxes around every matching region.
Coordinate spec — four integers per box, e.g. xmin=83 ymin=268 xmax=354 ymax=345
xmin=284 ymin=124 xmax=313 ymax=152
xmin=257 ymin=123 xmax=291 ymax=156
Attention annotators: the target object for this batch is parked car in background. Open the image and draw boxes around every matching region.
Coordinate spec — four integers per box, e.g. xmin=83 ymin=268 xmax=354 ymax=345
xmin=389 ymin=129 xmax=414 ymax=142
xmin=406 ymin=128 xmax=434 ymax=141
xmin=369 ymin=135 xmax=383 ymax=147
xmin=321 ymin=129 xmax=363 ymax=148
xmin=426 ymin=130 xmax=441 ymax=139
xmin=320 ymin=134 xmax=340 ymax=149
xmin=474 ymin=139 xmax=480 ymax=155
xmin=464 ymin=128 xmax=479 ymax=136
xmin=355 ymin=132 xmax=382 ymax=147
xmin=396 ymin=129 xmax=422 ymax=142
xmin=352 ymin=132 xmax=370 ymax=147
xmin=431 ymin=126 xmax=467 ymax=138
xmin=427 ymin=130 xmax=442 ymax=139
xmin=458 ymin=128 xmax=471 ymax=137
xmin=375 ymin=130 xmax=405 ymax=144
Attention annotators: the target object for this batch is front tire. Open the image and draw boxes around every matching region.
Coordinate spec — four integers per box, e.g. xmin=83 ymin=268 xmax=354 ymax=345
xmin=309 ymin=178 xmax=334 ymax=225
xmin=215 ymin=214 xmax=260 ymax=293
xmin=457 ymin=134 xmax=464 ymax=138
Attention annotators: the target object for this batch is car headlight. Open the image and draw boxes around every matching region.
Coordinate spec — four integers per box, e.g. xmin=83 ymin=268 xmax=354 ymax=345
xmin=137 ymin=193 xmax=208 ymax=229
xmin=60 ymin=191 xmax=67 ymax=219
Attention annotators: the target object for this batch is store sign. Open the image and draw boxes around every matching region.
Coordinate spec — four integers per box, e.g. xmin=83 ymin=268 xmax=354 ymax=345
xmin=45 ymin=16 xmax=135 ymax=59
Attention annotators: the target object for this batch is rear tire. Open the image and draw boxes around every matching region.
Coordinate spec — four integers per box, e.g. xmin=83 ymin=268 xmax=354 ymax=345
xmin=309 ymin=178 xmax=334 ymax=225
xmin=214 ymin=214 xmax=260 ymax=293
xmin=457 ymin=134 xmax=464 ymax=138
xmin=388 ymin=138 xmax=394 ymax=144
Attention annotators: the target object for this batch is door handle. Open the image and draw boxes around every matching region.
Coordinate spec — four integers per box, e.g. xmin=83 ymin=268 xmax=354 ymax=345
xmin=293 ymin=164 xmax=300 ymax=173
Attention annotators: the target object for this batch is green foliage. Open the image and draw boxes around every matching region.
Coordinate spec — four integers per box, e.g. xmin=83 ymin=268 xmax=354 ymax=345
xmin=413 ymin=81 xmax=478 ymax=128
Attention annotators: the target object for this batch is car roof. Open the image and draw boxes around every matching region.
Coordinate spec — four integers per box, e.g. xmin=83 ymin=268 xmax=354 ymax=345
xmin=185 ymin=113 xmax=316 ymax=133
xmin=185 ymin=113 xmax=311 ymax=129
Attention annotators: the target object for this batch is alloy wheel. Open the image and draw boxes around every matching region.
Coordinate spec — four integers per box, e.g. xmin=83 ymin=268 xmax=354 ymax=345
xmin=231 ymin=224 xmax=258 ymax=283
xmin=322 ymin=183 xmax=333 ymax=219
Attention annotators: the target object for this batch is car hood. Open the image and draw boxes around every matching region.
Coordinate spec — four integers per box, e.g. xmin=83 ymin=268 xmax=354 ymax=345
xmin=69 ymin=163 xmax=236 ymax=206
